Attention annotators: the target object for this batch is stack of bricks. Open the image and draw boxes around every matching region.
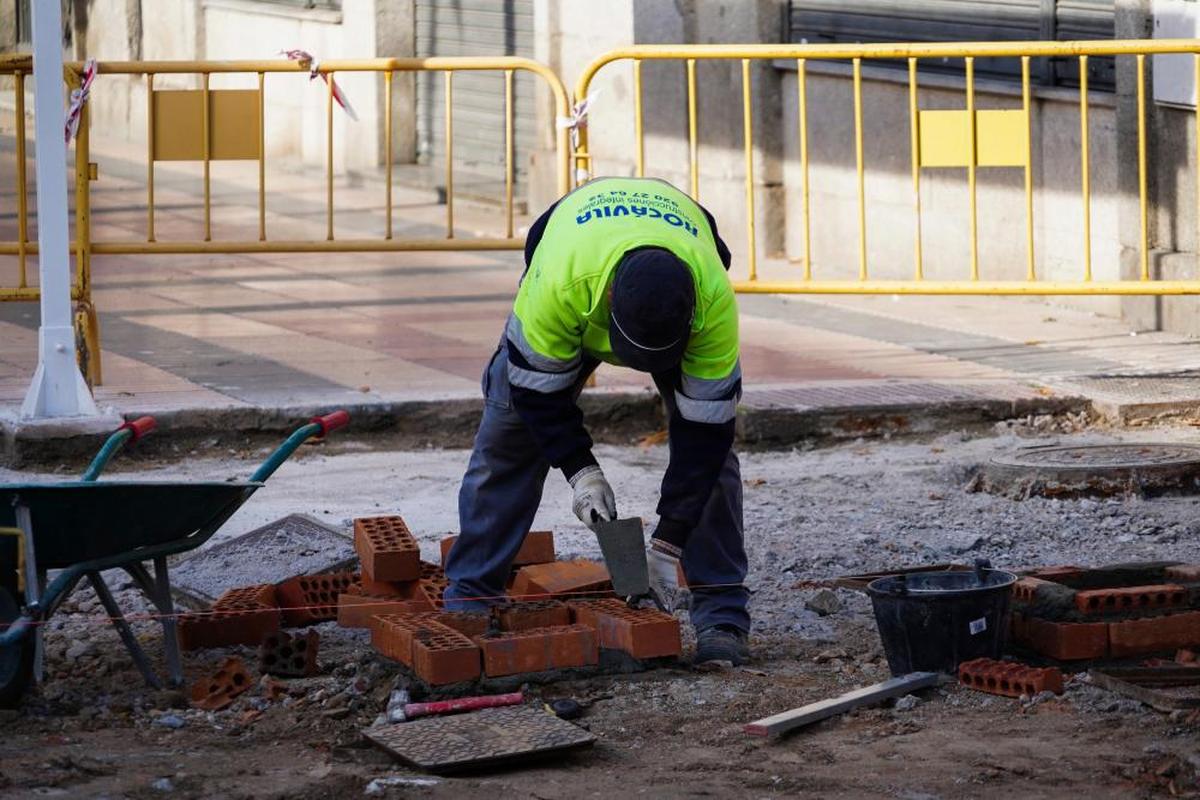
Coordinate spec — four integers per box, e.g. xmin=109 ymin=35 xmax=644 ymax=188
xmin=337 ymin=516 xmax=452 ymax=628
xmin=1010 ymin=563 xmax=1200 ymax=661
xmin=367 ymin=597 xmax=683 ymax=685
xmin=370 ymin=613 xmax=483 ymax=685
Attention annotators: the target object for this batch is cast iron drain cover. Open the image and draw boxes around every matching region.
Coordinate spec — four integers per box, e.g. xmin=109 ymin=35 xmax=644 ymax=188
xmin=975 ymin=443 xmax=1200 ymax=499
xmin=363 ymin=705 xmax=595 ymax=773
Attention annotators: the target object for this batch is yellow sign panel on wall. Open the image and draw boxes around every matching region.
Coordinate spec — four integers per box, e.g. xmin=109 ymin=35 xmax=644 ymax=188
xmin=152 ymin=89 xmax=260 ymax=161
xmin=918 ymin=109 xmax=1028 ymax=168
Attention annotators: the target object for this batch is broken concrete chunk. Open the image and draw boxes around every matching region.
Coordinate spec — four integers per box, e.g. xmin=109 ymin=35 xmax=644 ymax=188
xmin=804 ymin=589 xmax=842 ymax=617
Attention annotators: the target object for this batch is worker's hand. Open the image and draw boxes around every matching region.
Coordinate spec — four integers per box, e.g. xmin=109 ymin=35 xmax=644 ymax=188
xmin=647 ymin=544 xmax=689 ymax=613
xmin=569 ymin=465 xmax=616 ymax=531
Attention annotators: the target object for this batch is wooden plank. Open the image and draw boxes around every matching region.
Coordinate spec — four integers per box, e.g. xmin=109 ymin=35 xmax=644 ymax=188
xmin=1089 ymin=669 xmax=1200 ymax=713
xmin=744 ymin=672 xmax=940 ymax=738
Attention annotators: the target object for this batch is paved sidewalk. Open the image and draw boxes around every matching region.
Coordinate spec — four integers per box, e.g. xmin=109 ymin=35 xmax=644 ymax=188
xmin=2 ymin=131 xmax=1200 ymax=445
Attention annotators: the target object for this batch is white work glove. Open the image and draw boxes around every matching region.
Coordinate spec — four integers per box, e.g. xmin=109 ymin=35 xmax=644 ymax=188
xmin=647 ymin=545 xmax=689 ymax=613
xmin=569 ymin=465 xmax=616 ymax=531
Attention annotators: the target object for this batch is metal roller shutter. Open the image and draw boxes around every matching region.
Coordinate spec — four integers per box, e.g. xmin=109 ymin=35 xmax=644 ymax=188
xmin=787 ymin=0 xmax=1115 ymax=90
xmin=416 ymin=0 xmax=536 ymax=205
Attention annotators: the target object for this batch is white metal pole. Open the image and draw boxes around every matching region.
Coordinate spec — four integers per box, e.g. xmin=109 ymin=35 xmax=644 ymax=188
xmin=20 ymin=0 xmax=98 ymax=418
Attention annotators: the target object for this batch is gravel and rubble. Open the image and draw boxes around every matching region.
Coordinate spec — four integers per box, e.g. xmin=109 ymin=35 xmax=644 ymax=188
xmin=2 ymin=426 xmax=1200 ymax=796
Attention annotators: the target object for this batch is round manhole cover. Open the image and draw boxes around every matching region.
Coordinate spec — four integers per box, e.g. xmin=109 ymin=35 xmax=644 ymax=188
xmin=975 ymin=443 xmax=1200 ymax=499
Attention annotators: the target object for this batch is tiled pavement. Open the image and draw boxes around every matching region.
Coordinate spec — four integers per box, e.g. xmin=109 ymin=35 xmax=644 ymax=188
xmin=2 ymin=131 xmax=1200 ymax=425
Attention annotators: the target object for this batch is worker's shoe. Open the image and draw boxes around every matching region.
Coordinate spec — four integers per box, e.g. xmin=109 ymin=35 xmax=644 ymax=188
xmin=693 ymin=625 xmax=749 ymax=667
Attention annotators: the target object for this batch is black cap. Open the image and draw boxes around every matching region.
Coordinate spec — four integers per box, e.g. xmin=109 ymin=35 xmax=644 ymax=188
xmin=609 ymin=247 xmax=695 ymax=373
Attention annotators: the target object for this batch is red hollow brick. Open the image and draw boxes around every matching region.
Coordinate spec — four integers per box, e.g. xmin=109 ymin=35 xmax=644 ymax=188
xmin=1012 ymin=577 xmax=1058 ymax=605
xmin=406 ymin=611 xmax=491 ymax=639
xmin=509 ymin=560 xmax=612 ymax=601
xmin=476 ymin=624 xmax=598 ymax=677
xmin=407 ymin=562 xmax=450 ymax=608
xmin=177 ymin=606 xmax=281 ymax=651
xmin=569 ymin=599 xmax=683 ymax=660
xmin=190 ymin=657 xmax=253 ymax=711
xmin=411 ymin=627 xmax=481 ymax=685
xmin=354 ymin=516 xmax=421 ymax=582
xmin=358 ymin=574 xmax=413 ymax=599
xmin=513 ymin=531 xmax=557 ymax=566
xmin=1074 ymin=584 xmax=1188 ymax=616
xmin=1015 ymin=615 xmax=1109 ymax=661
xmin=493 ymin=600 xmax=570 ymax=632
xmin=276 ymin=571 xmax=360 ymax=627
xmin=441 ymin=530 xmax=556 ymax=570
xmin=213 ymin=584 xmax=277 ymax=610
xmin=369 ymin=614 xmax=434 ymax=666
xmin=958 ymin=657 xmax=1064 ymax=698
xmin=260 ymin=630 xmax=320 ymax=677
xmin=337 ymin=593 xmax=433 ymax=629
xmin=1023 ymin=566 xmax=1086 ymax=583
xmin=1109 ymin=611 xmax=1200 ymax=657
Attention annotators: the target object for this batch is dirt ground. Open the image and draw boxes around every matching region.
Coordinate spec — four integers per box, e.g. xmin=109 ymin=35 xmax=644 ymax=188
xmin=3 ymin=421 xmax=1200 ymax=798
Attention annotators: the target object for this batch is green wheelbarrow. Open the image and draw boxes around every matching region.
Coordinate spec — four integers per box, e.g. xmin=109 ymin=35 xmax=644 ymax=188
xmin=0 ymin=410 xmax=351 ymax=707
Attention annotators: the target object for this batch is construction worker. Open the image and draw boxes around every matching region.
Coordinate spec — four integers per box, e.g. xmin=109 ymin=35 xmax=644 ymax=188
xmin=443 ymin=176 xmax=748 ymax=666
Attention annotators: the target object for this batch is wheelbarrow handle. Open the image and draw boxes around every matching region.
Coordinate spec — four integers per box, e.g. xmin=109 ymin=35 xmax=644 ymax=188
xmin=249 ymin=409 xmax=351 ymax=484
xmin=311 ymin=410 xmax=350 ymax=436
xmin=80 ymin=416 xmax=157 ymax=482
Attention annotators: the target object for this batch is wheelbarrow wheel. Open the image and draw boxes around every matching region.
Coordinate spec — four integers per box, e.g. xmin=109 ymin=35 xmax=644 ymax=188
xmin=0 ymin=586 xmax=33 ymax=708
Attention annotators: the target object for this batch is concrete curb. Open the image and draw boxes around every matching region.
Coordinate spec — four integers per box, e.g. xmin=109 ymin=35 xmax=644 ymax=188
xmin=0 ymin=390 xmax=1092 ymax=469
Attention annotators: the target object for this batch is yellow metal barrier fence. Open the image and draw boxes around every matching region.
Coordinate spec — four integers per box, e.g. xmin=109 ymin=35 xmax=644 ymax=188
xmin=0 ymin=56 xmax=570 ymax=386
xmin=574 ymin=40 xmax=1200 ymax=296
xmin=79 ymin=57 xmax=570 ymax=254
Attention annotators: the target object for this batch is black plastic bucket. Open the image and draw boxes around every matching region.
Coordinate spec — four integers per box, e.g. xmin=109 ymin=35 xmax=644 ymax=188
xmin=866 ymin=562 xmax=1017 ymax=675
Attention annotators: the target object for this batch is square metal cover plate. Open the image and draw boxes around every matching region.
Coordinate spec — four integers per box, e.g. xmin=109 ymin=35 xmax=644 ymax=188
xmin=171 ymin=513 xmax=354 ymax=607
xmin=363 ymin=705 xmax=596 ymax=773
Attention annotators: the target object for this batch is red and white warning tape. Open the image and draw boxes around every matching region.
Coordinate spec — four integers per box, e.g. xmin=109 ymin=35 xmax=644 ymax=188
xmin=64 ymin=58 xmax=97 ymax=144
xmin=281 ymin=49 xmax=358 ymax=121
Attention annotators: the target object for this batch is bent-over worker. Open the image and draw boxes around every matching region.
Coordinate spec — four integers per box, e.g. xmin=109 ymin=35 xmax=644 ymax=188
xmin=443 ymin=176 xmax=749 ymax=665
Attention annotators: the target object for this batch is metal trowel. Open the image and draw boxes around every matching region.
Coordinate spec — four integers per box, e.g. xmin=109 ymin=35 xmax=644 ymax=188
xmin=594 ymin=516 xmax=650 ymax=599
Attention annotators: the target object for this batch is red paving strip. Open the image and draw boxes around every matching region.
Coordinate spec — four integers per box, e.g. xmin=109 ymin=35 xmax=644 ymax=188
xmin=1074 ymin=584 xmax=1189 ymax=616
xmin=354 ymin=516 xmax=421 ymax=582
xmin=569 ymin=599 xmax=683 ymax=659
xmin=958 ymin=658 xmax=1063 ymax=698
